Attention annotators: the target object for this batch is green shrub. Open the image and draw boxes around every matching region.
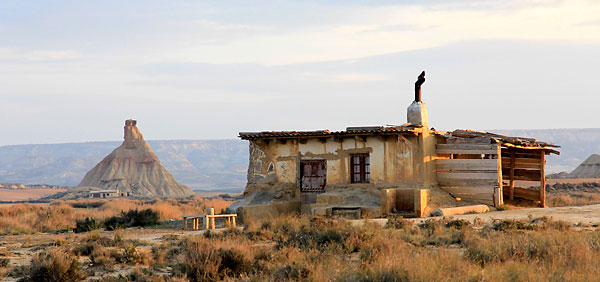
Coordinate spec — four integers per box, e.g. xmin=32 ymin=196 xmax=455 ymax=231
xmin=103 ymin=209 xmax=159 ymax=230
xmin=74 ymin=217 xmax=103 ymax=233
xmin=21 ymin=249 xmax=85 ymax=282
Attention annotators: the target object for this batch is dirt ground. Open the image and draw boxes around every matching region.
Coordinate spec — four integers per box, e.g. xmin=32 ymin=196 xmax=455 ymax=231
xmin=0 ymin=188 xmax=66 ymax=201
xmin=448 ymin=204 xmax=600 ymax=226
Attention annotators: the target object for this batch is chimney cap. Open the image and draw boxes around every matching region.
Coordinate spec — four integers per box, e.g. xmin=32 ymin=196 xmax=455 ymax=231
xmin=125 ymin=119 xmax=137 ymax=126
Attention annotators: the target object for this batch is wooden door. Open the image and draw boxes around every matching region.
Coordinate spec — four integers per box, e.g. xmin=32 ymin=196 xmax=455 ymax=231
xmin=300 ymin=160 xmax=326 ymax=193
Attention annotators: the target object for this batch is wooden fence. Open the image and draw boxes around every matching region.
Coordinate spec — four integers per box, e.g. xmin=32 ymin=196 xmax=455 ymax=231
xmin=183 ymin=208 xmax=237 ymax=230
xmin=436 ymin=143 xmax=503 ymax=207
xmin=501 ymin=148 xmax=546 ymax=206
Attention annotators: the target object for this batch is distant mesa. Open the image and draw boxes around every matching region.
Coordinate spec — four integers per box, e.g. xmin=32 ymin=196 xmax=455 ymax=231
xmin=566 ymin=154 xmax=600 ymax=179
xmin=549 ymin=154 xmax=600 ymax=179
xmin=77 ymin=119 xmax=194 ymax=198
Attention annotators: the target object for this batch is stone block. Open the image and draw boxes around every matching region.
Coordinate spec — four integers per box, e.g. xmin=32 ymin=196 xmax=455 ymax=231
xmin=413 ymin=189 xmax=430 ymax=217
xmin=311 ymin=207 xmax=331 ymax=217
xmin=239 ymin=200 xmax=301 ymax=224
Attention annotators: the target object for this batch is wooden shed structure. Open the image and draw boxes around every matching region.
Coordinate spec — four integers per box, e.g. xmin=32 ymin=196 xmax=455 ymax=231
xmin=435 ymin=129 xmax=560 ymax=207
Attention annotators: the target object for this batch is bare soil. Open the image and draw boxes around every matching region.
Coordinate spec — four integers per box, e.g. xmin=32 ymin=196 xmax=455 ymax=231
xmin=448 ymin=204 xmax=600 ymax=226
xmin=0 ymin=188 xmax=66 ymax=201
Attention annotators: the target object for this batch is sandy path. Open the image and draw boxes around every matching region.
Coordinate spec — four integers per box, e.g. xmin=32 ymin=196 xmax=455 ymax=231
xmin=351 ymin=204 xmax=600 ymax=227
xmin=449 ymin=204 xmax=600 ymax=225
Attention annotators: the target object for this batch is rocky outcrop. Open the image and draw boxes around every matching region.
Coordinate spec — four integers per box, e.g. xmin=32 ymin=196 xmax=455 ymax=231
xmin=78 ymin=120 xmax=194 ymax=197
xmin=567 ymin=154 xmax=600 ymax=179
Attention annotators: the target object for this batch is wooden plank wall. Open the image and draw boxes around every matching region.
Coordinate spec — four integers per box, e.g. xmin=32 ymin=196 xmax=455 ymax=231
xmin=436 ymin=143 xmax=502 ymax=207
xmin=501 ymin=148 xmax=545 ymax=206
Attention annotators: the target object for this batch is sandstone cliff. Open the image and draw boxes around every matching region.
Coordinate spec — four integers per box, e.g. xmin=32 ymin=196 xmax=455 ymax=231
xmin=567 ymin=154 xmax=600 ymax=179
xmin=78 ymin=120 xmax=194 ymax=197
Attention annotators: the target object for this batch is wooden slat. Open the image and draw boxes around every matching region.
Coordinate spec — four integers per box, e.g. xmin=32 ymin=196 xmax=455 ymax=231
xmin=503 ymin=174 xmax=541 ymax=181
xmin=436 ymin=144 xmax=499 ymax=155
xmin=439 ymin=186 xmax=495 ymax=195
xmin=501 ymin=157 xmax=542 ymax=164
xmin=501 ymin=152 xmax=542 ymax=158
xmin=503 ymin=187 xmax=540 ymax=201
xmin=438 ymin=178 xmax=499 ymax=187
xmin=501 ymin=161 xmax=541 ymax=169
xmin=540 ymin=153 xmax=546 ymax=207
xmin=437 ymin=144 xmax=498 ymax=150
xmin=445 ymin=137 xmax=491 ymax=144
xmin=509 ymin=150 xmax=515 ymax=200
xmin=502 ymin=169 xmax=542 ymax=181
xmin=437 ymin=172 xmax=499 ymax=180
xmin=436 ymin=159 xmax=498 ymax=171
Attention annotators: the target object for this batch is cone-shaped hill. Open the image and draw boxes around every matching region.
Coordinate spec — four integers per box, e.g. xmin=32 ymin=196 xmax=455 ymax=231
xmin=568 ymin=154 xmax=600 ymax=179
xmin=78 ymin=120 xmax=194 ymax=197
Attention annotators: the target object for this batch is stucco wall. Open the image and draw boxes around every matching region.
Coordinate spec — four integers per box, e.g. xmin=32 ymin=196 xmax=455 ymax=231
xmin=245 ymin=133 xmax=430 ymax=195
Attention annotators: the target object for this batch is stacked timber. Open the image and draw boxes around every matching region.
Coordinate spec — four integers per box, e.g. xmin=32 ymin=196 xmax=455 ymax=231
xmin=435 ymin=142 xmax=502 ymax=207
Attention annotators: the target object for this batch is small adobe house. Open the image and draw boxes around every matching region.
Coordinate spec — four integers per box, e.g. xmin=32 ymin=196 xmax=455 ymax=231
xmin=229 ymin=72 xmax=560 ymax=222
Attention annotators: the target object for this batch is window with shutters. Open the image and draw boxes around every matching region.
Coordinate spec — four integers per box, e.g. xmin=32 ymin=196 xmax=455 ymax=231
xmin=350 ymin=153 xmax=370 ymax=183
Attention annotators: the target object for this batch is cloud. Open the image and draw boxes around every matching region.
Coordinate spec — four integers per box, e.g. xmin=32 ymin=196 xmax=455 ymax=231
xmin=0 ymin=48 xmax=81 ymax=62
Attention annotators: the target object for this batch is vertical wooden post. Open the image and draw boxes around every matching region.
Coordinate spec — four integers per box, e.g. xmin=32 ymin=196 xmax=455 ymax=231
xmin=208 ymin=208 xmax=215 ymax=230
xmin=183 ymin=217 xmax=188 ymax=230
xmin=204 ymin=215 xmax=209 ymax=230
xmin=509 ymin=150 xmax=515 ymax=200
xmin=296 ymin=151 xmax=302 ymax=198
xmin=232 ymin=216 xmax=236 ymax=227
xmin=540 ymin=152 xmax=546 ymax=208
xmin=193 ymin=218 xmax=197 ymax=230
xmin=494 ymin=144 xmax=503 ymax=207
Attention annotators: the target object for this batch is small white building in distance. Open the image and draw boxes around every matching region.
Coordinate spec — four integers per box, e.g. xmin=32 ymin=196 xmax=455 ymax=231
xmin=89 ymin=189 xmax=130 ymax=199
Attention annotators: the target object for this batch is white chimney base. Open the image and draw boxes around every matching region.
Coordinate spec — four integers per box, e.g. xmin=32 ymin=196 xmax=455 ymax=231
xmin=407 ymin=101 xmax=429 ymax=128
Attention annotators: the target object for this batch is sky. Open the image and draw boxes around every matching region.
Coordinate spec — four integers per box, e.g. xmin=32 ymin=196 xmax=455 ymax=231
xmin=1 ymin=0 xmax=600 ymax=145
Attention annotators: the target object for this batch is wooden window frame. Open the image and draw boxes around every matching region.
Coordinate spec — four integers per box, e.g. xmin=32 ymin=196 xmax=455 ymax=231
xmin=350 ymin=153 xmax=370 ymax=183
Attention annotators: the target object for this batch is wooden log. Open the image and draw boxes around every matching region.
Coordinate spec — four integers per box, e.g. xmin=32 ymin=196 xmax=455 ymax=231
xmin=432 ymin=205 xmax=490 ymax=216
xmin=208 ymin=208 xmax=216 ymax=230
xmin=495 ymin=144 xmax=503 ymax=207
xmin=437 ymin=144 xmax=498 ymax=150
xmin=509 ymin=151 xmax=515 ymax=200
xmin=445 ymin=137 xmax=491 ymax=144
xmin=540 ymin=153 xmax=546 ymax=207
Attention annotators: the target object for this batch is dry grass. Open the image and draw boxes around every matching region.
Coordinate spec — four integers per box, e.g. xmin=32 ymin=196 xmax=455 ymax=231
xmin=547 ymin=192 xmax=600 ymax=207
xmin=0 ymin=197 xmax=235 ymax=235
xmin=3 ymin=214 xmax=600 ymax=281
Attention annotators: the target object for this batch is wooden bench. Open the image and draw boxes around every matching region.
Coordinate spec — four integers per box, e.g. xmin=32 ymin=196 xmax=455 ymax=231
xmin=182 ymin=208 xmax=237 ymax=230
